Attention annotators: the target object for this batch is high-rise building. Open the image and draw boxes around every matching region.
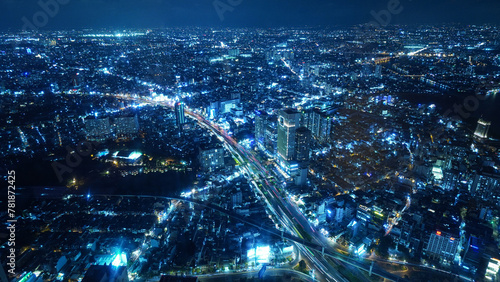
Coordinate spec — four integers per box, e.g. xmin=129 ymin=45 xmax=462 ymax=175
xmin=294 ymin=127 xmax=311 ymax=186
xmin=85 ymin=117 xmax=112 ymax=141
xmin=114 ymin=115 xmax=139 ymax=137
xmin=207 ymin=101 xmax=219 ymax=120
xmin=277 ymin=108 xmax=300 ymax=162
xmin=175 ymin=102 xmax=185 ymax=130
xmin=442 ymin=169 xmax=461 ymax=191
xmin=277 ymin=109 xmax=311 ymax=185
xmin=231 ymin=191 xmax=243 ymax=208
xmin=424 ymin=230 xmax=460 ymax=263
xmin=474 ymin=118 xmax=491 ymax=139
xmin=220 ymin=99 xmax=239 ymax=114
xmin=295 ymin=127 xmax=311 ymax=162
xmin=306 ymin=108 xmax=332 ymax=144
xmin=255 ymin=111 xmax=268 ymax=146
xmin=199 ymin=144 xmax=225 ymax=172
xmin=470 ymin=172 xmax=500 ymax=200
xmin=264 ymin=116 xmax=278 ymax=156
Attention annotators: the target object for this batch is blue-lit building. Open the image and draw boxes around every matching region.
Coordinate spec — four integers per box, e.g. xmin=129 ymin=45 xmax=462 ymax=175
xmin=305 ymin=108 xmax=333 ymax=144
xmin=114 ymin=115 xmax=139 ymax=137
xmin=424 ymin=230 xmax=460 ymax=263
xmin=255 ymin=111 xmax=268 ymax=148
xmin=199 ymin=144 xmax=225 ymax=172
xmin=470 ymin=172 xmax=500 ymax=201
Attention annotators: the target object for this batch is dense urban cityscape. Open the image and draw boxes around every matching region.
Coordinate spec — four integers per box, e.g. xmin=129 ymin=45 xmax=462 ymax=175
xmin=1 ymin=15 xmax=500 ymax=282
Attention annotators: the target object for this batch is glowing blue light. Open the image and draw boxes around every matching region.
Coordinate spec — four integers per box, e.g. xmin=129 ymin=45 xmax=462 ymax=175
xmin=247 ymin=245 xmax=271 ymax=264
xmin=283 ymin=246 xmax=294 ymax=254
xmin=96 ymin=150 xmax=109 ymax=158
xmin=112 ymin=151 xmax=142 ymax=160
xmin=355 ymin=244 xmax=366 ymax=255
xmin=111 ymin=253 xmax=127 ymax=267
xmin=128 ymin=152 xmax=142 ymax=160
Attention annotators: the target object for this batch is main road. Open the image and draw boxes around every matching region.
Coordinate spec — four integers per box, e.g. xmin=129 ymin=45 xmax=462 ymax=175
xmin=187 ymin=108 xmax=351 ymax=282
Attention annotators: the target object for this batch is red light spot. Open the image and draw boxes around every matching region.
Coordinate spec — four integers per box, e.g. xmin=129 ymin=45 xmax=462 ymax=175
xmin=436 ymin=231 xmax=441 ymax=236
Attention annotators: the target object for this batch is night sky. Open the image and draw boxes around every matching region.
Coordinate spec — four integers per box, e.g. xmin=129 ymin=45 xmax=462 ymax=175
xmin=1 ymin=0 xmax=500 ymax=30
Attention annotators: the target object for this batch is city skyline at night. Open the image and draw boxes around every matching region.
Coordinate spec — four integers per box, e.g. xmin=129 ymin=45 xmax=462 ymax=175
xmin=1 ymin=1 xmax=500 ymax=282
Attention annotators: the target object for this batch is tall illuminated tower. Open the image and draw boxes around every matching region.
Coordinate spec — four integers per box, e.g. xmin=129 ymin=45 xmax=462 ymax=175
xmin=277 ymin=109 xmax=300 ymax=161
xmin=175 ymin=102 xmax=185 ymax=131
xmin=277 ymin=108 xmax=301 ymax=175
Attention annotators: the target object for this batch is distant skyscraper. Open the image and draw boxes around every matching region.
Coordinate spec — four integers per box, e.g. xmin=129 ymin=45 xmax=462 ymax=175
xmin=175 ymin=102 xmax=185 ymax=130
xmin=277 ymin=108 xmax=300 ymax=162
xmin=474 ymin=119 xmax=491 ymax=139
